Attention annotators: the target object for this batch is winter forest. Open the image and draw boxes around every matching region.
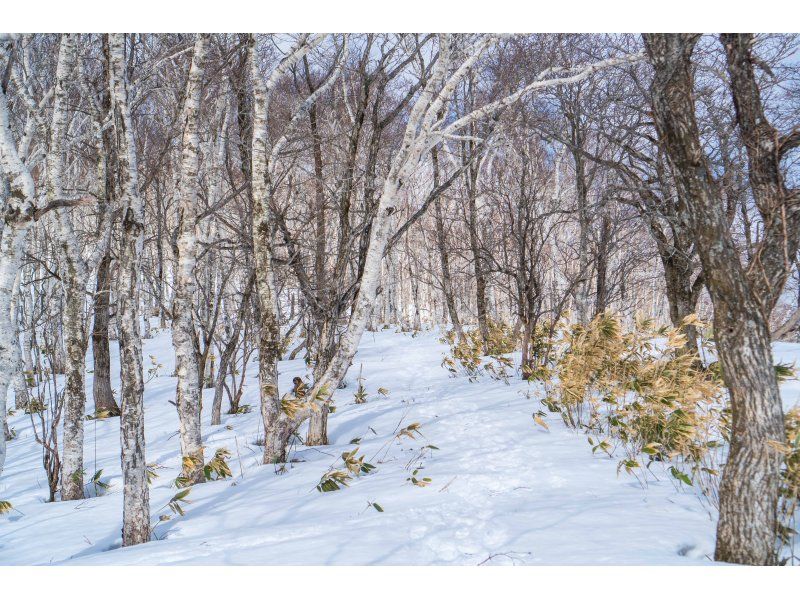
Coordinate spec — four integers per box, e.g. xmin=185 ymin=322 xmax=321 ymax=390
xmin=1 ymin=31 xmax=800 ymax=568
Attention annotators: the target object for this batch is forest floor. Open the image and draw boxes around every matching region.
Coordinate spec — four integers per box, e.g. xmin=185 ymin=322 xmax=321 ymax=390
xmin=2 ymin=327 xmax=799 ymax=565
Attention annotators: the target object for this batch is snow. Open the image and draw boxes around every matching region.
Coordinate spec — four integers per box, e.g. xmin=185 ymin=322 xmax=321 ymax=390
xmin=775 ymin=342 xmax=800 ymax=412
xmin=2 ymin=326 xmax=798 ymax=565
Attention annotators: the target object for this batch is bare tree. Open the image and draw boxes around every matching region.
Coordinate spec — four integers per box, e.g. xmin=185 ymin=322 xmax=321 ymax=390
xmin=172 ymin=33 xmax=209 ymax=486
xmin=108 ymin=32 xmax=150 ymax=547
xmin=0 ymin=37 xmax=42 ymax=478
xmin=643 ymin=32 xmax=799 ymax=565
xmin=307 ymin=34 xmax=643 ymax=426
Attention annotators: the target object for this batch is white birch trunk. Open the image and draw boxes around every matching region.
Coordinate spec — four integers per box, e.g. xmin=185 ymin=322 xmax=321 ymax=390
xmin=172 ymin=34 xmax=209 ymax=485
xmin=108 ymin=33 xmax=150 ymax=546
xmin=9 ymin=273 xmax=29 ymax=410
xmin=44 ymin=35 xmax=90 ymax=502
xmin=0 ymin=53 xmax=38 ymax=479
xmin=247 ymin=33 xmax=332 ymax=461
xmin=250 ymin=35 xmax=286 ymax=464
xmin=21 ymin=284 xmax=35 ymax=388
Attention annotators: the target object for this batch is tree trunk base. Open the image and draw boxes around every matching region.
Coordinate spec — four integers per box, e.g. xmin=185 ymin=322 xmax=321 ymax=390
xmin=306 ymin=407 xmax=329 ymax=446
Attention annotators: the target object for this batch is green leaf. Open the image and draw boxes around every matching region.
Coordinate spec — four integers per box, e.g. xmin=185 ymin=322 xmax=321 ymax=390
xmin=172 ymin=488 xmax=192 ymax=501
xmin=775 ymin=362 xmax=797 ymax=383
xmin=669 ymin=466 xmax=693 ymax=486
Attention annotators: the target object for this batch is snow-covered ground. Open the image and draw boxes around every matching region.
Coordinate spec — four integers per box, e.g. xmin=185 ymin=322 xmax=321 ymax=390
xmin=1 ymin=327 xmax=799 ymax=565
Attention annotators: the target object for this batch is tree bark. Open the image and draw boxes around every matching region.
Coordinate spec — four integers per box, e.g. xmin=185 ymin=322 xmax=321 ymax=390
xmin=212 ymin=271 xmax=254 ymax=426
xmin=11 ymin=281 xmax=29 ymax=411
xmin=432 ymin=146 xmax=465 ymax=343
xmin=59 ymin=272 xmax=87 ymax=500
xmin=0 ymin=54 xmax=38 ymax=480
xmin=249 ymin=35 xmax=311 ymax=462
xmin=593 ymin=211 xmax=611 ymax=317
xmin=644 ymin=33 xmax=788 ymax=565
xmin=91 ymin=253 xmax=118 ymax=415
xmin=773 ymin=306 xmax=800 ymax=341
xmin=171 ymin=34 xmax=209 ymax=485
xmin=109 ymin=33 xmax=150 ymax=547
xmin=47 ymin=35 xmax=88 ymax=502
xmin=558 ymin=86 xmax=594 ymax=327
xmin=571 ymin=144 xmax=592 ymax=325
xmin=466 ymin=147 xmax=490 ymax=346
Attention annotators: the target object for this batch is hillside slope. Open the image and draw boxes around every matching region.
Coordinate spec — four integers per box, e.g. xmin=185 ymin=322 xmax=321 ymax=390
xmin=2 ymin=328 xmax=798 ymax=565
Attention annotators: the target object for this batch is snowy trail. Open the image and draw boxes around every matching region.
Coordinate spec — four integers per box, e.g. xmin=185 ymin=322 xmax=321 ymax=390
xmin=3 ymin=328 xmax=796 ymax=565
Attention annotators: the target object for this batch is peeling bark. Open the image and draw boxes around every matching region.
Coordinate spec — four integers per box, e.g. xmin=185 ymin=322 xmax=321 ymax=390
xmin=248 ymin=34 xmax=325 ymax=461
xmin=172 ymin=34 xmax=209 ymax=485
xmin=108 ymin=33 xmax=150 ymax=547
xmin=0 ymin=46 xmax=38 ymax=480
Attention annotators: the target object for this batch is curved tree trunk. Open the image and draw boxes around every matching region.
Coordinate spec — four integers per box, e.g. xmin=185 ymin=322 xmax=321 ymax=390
xmin=644 ymin=33 xmax=789 ymax=565
xmin=212 ymin=271 xmax=254 ymax=426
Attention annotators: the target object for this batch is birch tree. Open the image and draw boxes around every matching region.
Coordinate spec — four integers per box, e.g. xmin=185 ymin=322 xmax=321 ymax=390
xmin=46 ymin=34 xmax=90 ymax=501
xmin=172 ymin=33 xmax=210 ymax=486
xmin=108 ymin=32 xmax=150 ymax=547
xmin=248 ymin=33 xmax=334 ymax=462
xmin=243 ymin=35 xmax=645 ymax=462
xmin=8 ymin=35 xmax=791 ymax=564
xmin=90 ymin=35 xmax=121 ymax=417
xmin=0 ymin=38 xmax=40 ymax=478
xmin=272 ymin=33 xmax=438 ymax=445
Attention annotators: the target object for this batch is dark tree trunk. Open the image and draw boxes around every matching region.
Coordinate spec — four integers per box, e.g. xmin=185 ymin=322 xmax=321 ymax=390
xmin=467 ymin=171 xmax=489 ymax=346
xmin=307 ymin=317 xmax=334 ymax=446
xmin=306 ymin=56 xmax=327 ymax=293
xmin=92 ymin=253 xmax=119 ymax=415
xmin=432 ymin=147 xmax=465 ymax=343
xmin=593 ymin=212 xmax=611 ymax=317
xmin=212 ymin=272 xmax=255 ymax=425
xmin=570 ymin=145 xmax=592 ymax=325
xmin=305 ymin=86 xmax=331 ymax=445
xmin=659 ymin=247 xmax=702 ymax=354
xmin=644 ymin=33 xmax=789 ymax=565
xmin=93 ymin=50 xmax=120 ymax=418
